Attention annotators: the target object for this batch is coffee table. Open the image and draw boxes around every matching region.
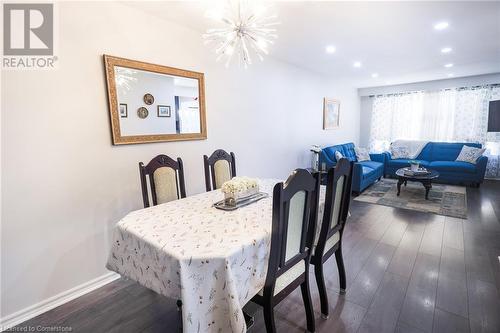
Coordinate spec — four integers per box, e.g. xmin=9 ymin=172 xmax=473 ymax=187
xmin=395 ymin=168 xmax=440 ymax=200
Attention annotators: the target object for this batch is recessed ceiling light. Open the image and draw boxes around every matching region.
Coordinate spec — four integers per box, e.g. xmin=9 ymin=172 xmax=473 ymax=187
xmin=325 ymin=45 xmax=336 ymax=54
xmin=447 ymin=73 xmax=454 ymax=77
xmin=444 ymin=63 xmax=454 ymax=68
xmin=441 ymin=47 xmax=452 ymax=53
xmin=434 ymin=21 xmax=449 ymax=30
xmin=371 ymin=73 xmax=379 ymax=78
xmin=353 ymin=61 xmax=362 ymax=68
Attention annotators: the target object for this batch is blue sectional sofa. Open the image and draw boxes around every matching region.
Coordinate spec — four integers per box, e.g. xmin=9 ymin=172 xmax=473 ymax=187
xmin=320 ymin=142 xmax=385 ymax=194
xmin=383 ymin=142 xmax=488 ymax=187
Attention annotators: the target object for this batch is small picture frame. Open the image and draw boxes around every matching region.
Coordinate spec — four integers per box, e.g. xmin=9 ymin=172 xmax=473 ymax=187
xmin=119 ymin=103 xmax=128 ymax=118
xmin=157 ymin=105 xmax=171 ymax=117
xmin=323 ymin=98 xmax=340 ymax=130
xmin=143 ymin=93 xmax=154 ymax=105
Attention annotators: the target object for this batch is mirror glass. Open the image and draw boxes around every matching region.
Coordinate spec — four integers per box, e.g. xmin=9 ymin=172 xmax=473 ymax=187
xmin=115 ymin=67 xmax=201 ymax=136
xmin=104 ymin=55 xmax=207 ymax=145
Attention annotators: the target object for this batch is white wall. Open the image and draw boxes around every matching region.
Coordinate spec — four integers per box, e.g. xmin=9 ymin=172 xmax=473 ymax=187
xmin=358 ymin=73 xmax=500 ymax=147
xmin=1 ymin=1 xmax=360 ymax=321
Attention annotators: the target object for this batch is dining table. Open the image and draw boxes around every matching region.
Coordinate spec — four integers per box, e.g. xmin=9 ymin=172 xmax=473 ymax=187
xmin=106 ymin=178 xmax=326 ymax=333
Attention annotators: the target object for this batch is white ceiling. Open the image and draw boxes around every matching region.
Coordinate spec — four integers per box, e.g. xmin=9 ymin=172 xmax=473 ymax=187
xmin=124 ymin=1 xmax=500 ymax=87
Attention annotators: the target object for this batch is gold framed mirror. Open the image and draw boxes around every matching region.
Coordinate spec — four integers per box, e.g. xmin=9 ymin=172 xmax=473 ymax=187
xmin=103 ymin=55 xmax=207 ymax=145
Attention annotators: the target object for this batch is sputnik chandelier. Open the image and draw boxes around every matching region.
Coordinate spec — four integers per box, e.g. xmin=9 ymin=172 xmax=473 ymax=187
xmin=203 ymin=0 xmax=279 ymax=68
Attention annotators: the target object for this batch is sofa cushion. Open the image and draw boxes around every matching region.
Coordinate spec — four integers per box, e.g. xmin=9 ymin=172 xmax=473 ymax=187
xmin=362 ymin=166 xmax=378 ymax=179
xmin=390 ymin=146 xmax=411 ymax=159
xmin=425 ymin=142 xmax=482 ymax=161
xmin=359 ymin=160 xmax=384 ymax=171
xmin=321 ymin=145 xmax=344 ymax=163
xmin=455 ymin=146 xmax=486 ymax=164
xmin=322 ymin=143 xmax=357 ymax=162
xmin=428 ymin=161 xmax=477 ymax=174
xmin=387 ymin=159 xmax=430 ymax=169
xmin=416 ymin=143 xmax=433 ymax=161
xmin=355 ymin=147 xmax=371 ymax=161
xmin=341 ymin=143 xmax=357 ymax=162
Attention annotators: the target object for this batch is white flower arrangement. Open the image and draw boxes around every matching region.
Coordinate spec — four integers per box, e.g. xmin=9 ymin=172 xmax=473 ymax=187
xmin=221 ymin=177 xmax=259 ymax=206
xmin=310 ymin=145 xmax=322 ymax=153
xmin=221 ymin=177 xmax=259 ymax=194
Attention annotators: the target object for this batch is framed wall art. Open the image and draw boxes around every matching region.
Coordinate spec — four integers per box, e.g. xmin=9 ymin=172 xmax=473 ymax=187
xmin=119 ymin=103 xmax=128 ymax=118
xmin=158 ymin=105 xmax=171 ymax=117
xmin=323 ymin=98 xmax=340 ymax=130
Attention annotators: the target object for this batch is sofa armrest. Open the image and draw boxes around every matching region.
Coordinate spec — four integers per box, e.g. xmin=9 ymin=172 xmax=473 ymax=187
xmin=382 ymin=151 xmax=392 ymax=161
xmin=351 ymin=162 xmax=363 ymax=192
xmin=476 ymin=156 xmax=488 ymax=182
xmin=371 ymin=152 xmax=389 ymax=177
xmin=369 ymin=153 xmax=386 ymax=164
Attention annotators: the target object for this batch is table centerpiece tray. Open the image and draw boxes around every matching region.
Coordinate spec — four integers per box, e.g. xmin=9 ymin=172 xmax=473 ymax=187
xmin=213 ymin=192 xmax=269 ymax=211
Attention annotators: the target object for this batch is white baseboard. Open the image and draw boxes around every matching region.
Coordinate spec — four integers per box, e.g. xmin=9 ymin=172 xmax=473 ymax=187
xmin=0 ymin=272 xmax=120 ymax=331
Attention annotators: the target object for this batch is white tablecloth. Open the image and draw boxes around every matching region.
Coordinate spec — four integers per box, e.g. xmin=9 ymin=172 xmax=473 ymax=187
xmin=106 ymin=179 xmax=325 ymax=333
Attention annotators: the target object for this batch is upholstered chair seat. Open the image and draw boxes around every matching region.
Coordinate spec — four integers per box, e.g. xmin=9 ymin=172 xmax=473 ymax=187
xmin=258 ymin=261 xmax=305 ymax=296
xmin=312 ymin=232 xmax=339 ymax=256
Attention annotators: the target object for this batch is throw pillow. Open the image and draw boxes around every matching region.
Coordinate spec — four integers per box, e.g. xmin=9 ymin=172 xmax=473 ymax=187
xmin=334 ymin=151 xmax=344 ymax=161
xmin=455 ymin=145 xmax=485 ymax=164
xmin=390 ymin=145 xmax=410 ymax=159
xmin=354 ymin=147 xmax=371 ymax=161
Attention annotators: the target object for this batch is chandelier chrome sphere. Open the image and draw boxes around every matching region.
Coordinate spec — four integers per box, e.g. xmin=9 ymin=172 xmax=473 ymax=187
xmin=203 ymin=0 xmax=279 ymax=68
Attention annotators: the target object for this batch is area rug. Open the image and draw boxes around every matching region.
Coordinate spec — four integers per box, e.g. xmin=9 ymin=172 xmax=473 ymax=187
xmin=354 ymin=178 xmax=467 ymax=219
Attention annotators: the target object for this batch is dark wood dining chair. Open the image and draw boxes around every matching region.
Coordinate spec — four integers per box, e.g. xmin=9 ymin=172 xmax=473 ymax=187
xmin=203 ymin=149 xmax=236 ymax=191
xmin=139 ymin=154 xmax=186 ymax=208
xmin=251 ymin=169 xmax=317 ymax=333
xmin=310 ymin=158 xmax=353 ymax=319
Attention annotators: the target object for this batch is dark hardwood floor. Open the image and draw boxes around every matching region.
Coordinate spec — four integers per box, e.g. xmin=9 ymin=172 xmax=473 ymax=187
xmin=11 ymin=181 xmax=500 ymax=333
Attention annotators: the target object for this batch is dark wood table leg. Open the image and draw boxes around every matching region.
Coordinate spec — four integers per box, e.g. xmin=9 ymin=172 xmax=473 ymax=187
xmin=397 ymin=177 xmax=404 ymax=196
xmin=422 ymin=181 xmax=432 ymax=200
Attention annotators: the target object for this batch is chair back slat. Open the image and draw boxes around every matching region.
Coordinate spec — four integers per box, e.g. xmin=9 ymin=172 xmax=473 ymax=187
xmin=139 ymin=154 xmax=186 ymax=208
xmin=203 ymin=149 xmax=236 ymax=191
xmin=148 ymin=171 xmax=158 ymax=206
xmin=265 ymin=169 xmax=317 ymax=293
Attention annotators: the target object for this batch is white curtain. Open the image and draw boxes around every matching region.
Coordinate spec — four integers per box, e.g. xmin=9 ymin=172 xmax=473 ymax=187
xmin=369 ymin=85 xmax=500 ymax=178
